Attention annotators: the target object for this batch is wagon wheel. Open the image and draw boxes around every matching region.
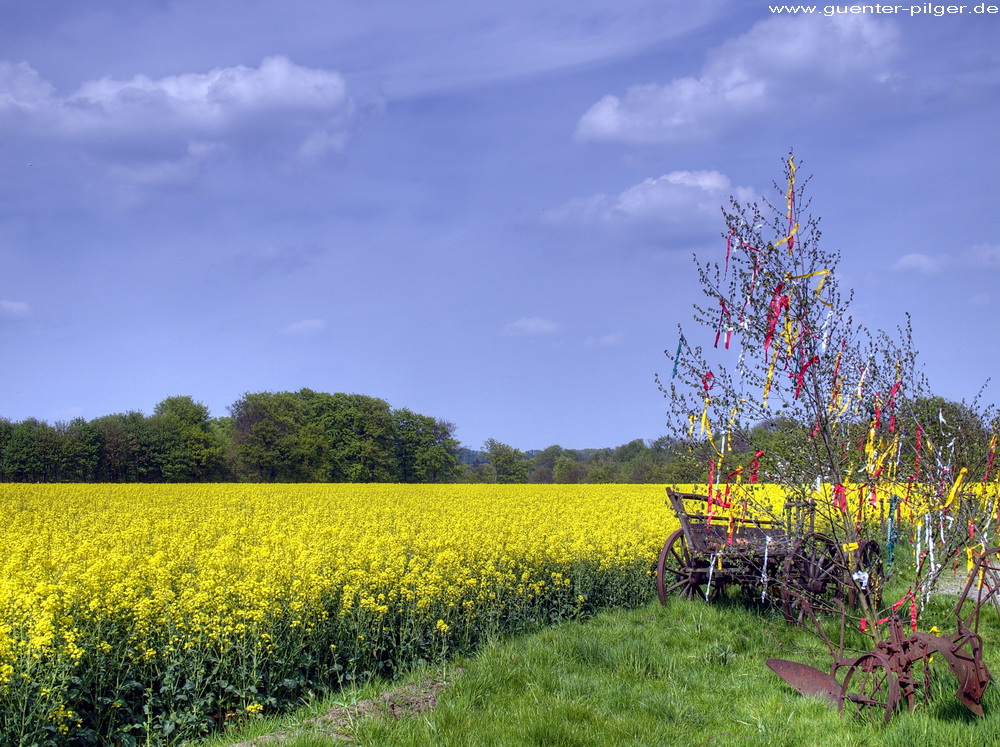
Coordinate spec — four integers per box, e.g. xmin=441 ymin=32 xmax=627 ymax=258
xmin=780 ymin=533 xmax=845 ymax=623
xmin=847 ymin=541 xmax=884 ymax=612
xmin=839 ymin=652 xmax=901 ymax=724
xmin=657 ymin=529 xmax=719 ymax=603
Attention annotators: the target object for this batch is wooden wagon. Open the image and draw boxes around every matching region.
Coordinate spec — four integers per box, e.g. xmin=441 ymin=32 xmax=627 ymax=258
xmin=656 ymin=488 xmax=882 ymax=620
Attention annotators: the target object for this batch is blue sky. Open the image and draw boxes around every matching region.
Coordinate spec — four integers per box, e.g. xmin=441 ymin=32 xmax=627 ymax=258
xmin=1 ymin=1 xmax=998 ymax=450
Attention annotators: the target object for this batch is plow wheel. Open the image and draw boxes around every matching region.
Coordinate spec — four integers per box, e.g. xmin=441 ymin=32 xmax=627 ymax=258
xmin=839 ymin=652 xmax=901 ymax=724
xmin=657 ymin=529 xmax=718 ymax=603
xmin=780 ymin=533 xmax=845 ymax=623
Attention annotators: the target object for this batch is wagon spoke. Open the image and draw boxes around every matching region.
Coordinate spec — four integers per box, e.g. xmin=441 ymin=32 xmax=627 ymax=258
xmin=657 ymin=529 xmax=714 ymax=603
xmin=781 ymin=533 xmax=847 ymax=623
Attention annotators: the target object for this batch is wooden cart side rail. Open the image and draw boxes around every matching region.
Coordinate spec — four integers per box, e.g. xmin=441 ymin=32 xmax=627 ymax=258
xmin=666 ymin=488 xmax=786 ymax=527
xmin=667 ymin=489 xmax=816 ymax=509
xmin=678 ymin=512 xmax=785 ymax=527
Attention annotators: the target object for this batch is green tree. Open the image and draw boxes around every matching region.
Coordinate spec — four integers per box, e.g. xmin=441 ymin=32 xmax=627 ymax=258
xmin=302 ymin=390 xmax=396 ymax=482
xmin=528 ymin=445 xmax=565 ymax=483
xmin=152 ymin=396 xmax=226 ymax=481
xmin=91 ymin=412 xmax=164 ymax=482
xmin=902 ymin=396 xmax=991 ymax=478
xmin=612 ymin=439 xmax=647 ymax=463
xmin=582 ymin=455 xmax=622 ymax=483
xmin=57 ymin=418 xmax=101 ymax=481
xmin=552 ymin=454 xmax=587 ymax=483
xmin=624 ymin=452 xmax=668 ymax=483
xmin=228 ymin=392 xmax=328 ymax=481
xmin=391 ymin=408 xmax=460 ymax=482
xmin=0 ymin=418 xmax=12 ymax=479
xmin=2 ymin=419 xmax=49 ymax=481
xmin=484 ymin=438 xmax=529 ymax=483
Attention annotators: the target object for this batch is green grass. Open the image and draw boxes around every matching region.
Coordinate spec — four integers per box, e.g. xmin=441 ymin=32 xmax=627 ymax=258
xmin=193 ymin=581 xmax=1000 ymax=747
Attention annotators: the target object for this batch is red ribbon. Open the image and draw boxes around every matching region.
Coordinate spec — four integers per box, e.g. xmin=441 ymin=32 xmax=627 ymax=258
xmin=861 ymin=591 xmax=917 ymax=633
xmin=794 ymin=355 xmax=819 ymax=399
xmin=763 ymin=284 xmax=788 ymax=358
xmin=714 ymin=298 xmax=732 ymax=349
xmin=887 ymin=381 xmax=902 ymax=432
xmin=748 ymin=450 xmax=764 ymax=483
xmin=833 ymin=483 xmax=847 ymax=512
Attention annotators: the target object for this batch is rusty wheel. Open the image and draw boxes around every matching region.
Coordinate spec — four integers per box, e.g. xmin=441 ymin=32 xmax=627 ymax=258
xmin=839 ymin=652 xmax=901 ymax=724
xmin=780 ymin=533 xmax=844 ymax=623
xmin=657 ymin=529 xmax=715 ymax=603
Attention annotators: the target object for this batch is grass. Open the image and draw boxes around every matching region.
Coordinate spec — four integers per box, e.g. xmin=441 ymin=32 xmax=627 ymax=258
xmin=193 ymin=576 xmax=1000 ymax=747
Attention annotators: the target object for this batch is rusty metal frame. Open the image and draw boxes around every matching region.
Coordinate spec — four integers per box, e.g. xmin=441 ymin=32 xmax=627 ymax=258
xmin=768 ymin=546 xmax=1000 ymax=721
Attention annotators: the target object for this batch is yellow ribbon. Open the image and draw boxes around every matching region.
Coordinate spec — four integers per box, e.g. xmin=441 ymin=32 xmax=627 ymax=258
xmin=775 ymin=155 xmax=798 ymax=256
xmin=791 ymin=269 xmax=832 ymax=307
xmin=763 ymin=357 xmax=776 ymax=407
xmin=937 ymin=467 xmax=968 ymax=510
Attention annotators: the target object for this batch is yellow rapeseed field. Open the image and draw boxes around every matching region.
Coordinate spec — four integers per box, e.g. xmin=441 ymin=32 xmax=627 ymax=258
xmin=0 ymin=483 xmax=703 ymax=744
xmin=3 ymin=480 xmax=959 ymax=744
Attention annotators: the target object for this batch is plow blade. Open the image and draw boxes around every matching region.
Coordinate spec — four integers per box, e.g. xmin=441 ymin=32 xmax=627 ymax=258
xmin=912 ymin=632 xmax=990 ymax=717
xmin=767 ymin=658 xmax=842 ymax=704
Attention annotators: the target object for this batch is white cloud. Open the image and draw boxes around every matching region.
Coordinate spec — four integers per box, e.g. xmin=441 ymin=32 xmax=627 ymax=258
xmin=892 ymin=244 xmax=1000 ymax=275
xmin=891 ymin=253 xmax=947 ymax=274
xmin=969 ymin=293 xmax=991 ymax=307
xmin=545 ymin=170 xmax=755 ymax=232
xmin=281 ymin=318 xmax=326 ymax=336
xmin=0 ymin=56 xmax=354 ymax=162
xmin=0 ymin=300 xmax=29 ymax=318
xmin=108 ymin=145 xmax=210 ymax=186
xmin=966 ymin=244 xmax=1000 ymax=269
xmin=0 ymin=61 xmax=54 ymax=109
xmin=585 ymin=333 xmax=622 ymax=347
xmin=503 ymin=317 xmax=559 ymax=336
xmin=575 ymin=15 xmax=899 ymax=143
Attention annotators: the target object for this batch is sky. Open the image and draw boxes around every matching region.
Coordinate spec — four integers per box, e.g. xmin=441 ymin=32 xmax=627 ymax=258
xmin=1 ymin=1 xmax=998 ymax=451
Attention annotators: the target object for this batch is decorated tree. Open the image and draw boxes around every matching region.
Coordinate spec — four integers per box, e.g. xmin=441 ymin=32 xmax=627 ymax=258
xmin=657 ymin=153 xmax=998 ymax=626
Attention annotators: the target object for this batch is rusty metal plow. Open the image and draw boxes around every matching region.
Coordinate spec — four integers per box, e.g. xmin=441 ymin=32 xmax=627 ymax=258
xmin=767 ymin=546 xmax=1000 ymax=723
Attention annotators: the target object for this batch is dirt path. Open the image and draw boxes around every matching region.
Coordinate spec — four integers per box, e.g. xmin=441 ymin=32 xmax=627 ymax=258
xmin=231 ymin=668 xmax=463 ymax=746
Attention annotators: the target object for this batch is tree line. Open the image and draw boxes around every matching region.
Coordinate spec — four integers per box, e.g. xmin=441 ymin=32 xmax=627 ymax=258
xmin=0 ymin=390 xmax=462 ymax=483
xmin=459 ymin=437 xmax=705 ymax=484
xmin=2 ymin=389 xmax=984 ymax=485
xmin=461 ymin=395 xmax=992 ymax=486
